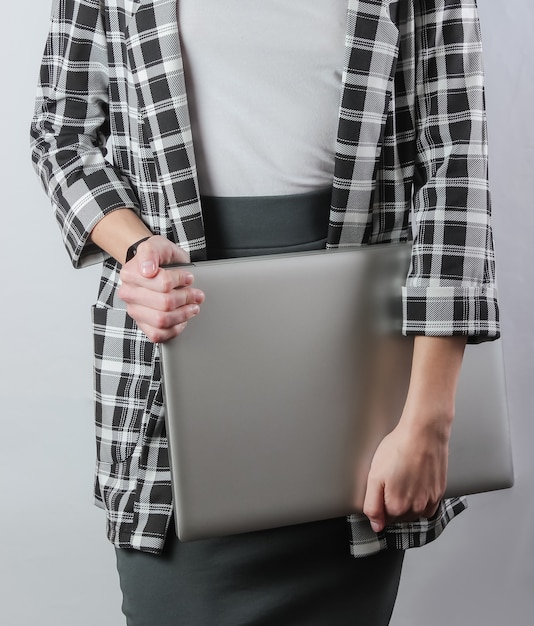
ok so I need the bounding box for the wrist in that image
[125,236,153,263]
[89,208,152,264]
[399,401,454,442]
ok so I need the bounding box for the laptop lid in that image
[160,243,513,541]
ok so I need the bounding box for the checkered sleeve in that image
[30,0,140,268]
[404,0,499,342]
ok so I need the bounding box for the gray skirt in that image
[116,517,404,626]
[115,190,404,625]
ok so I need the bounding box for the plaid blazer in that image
[31,0,498,555]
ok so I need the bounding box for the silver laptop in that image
[160,243,513,541]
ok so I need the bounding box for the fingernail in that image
[184,272,194,285]
[370,521,382,533]
[141,261,156,275]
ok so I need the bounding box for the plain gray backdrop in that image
[1,2,532,624]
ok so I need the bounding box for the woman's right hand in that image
[118,235,205,343]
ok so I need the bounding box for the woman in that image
[31,1,499,624]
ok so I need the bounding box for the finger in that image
[127,300,201,333]
[152,267,197,294]
[120,262,199,295]
[383,492,441,525]
[137,320,190,344]
[119,281,204,312]
[363,477,387,533]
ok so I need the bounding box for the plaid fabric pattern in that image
[31,0,495,555]
[348,497,468,556]
[92,305,172,550]
[332,0,499,342]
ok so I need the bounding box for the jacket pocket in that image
[92,305,157,464]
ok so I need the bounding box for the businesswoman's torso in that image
[178,0,347,196]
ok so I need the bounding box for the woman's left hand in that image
[363,409,451,532]
[362,335,467,532]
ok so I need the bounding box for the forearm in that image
[400,336,467,437]
[90,208,153,265]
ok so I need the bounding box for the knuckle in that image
[118,284,131,302]
[362,503,374,518]
[363,500,380,520]
[386,501,406,519]
[413,493,440,518]
[149,330,164,343]
[175,321,188,335]
[184,289,197,305]
[149,322,187,344]
[177,288,192,307]
[160,293,176,312]
[154,311,171,329]
[144,323,168,344]
[119,264,134,284]
[412,500,428,517]
[175,247,190,263]
[159,270,174,293]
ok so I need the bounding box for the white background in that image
[1,2,532,624]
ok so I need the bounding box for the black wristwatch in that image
[125,236,152,263]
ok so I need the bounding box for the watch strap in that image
[125,236,152,263]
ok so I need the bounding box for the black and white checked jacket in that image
[31,0,498,555]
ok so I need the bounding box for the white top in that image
[178,0,347,196]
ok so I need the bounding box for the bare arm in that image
[363,335,467,532]
[90,208,153,265]
[90,209,205,342]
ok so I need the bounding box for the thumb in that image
[129,237,159,278]
[138,256,158,278]
[135,236,189,274]
[363,478,386,533]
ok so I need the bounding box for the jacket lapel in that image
[124,1,401,250]
[126,0,204,253]
[331,0,400,246]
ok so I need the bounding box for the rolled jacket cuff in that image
[402,284,500,344]
[55,170,141,269]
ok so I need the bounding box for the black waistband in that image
[201,188,332,259]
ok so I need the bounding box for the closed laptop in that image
[161,244,513,541]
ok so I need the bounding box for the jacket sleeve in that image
[403,0,499,342]
[30,0,140,268]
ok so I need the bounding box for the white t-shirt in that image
[178,0,347,196]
